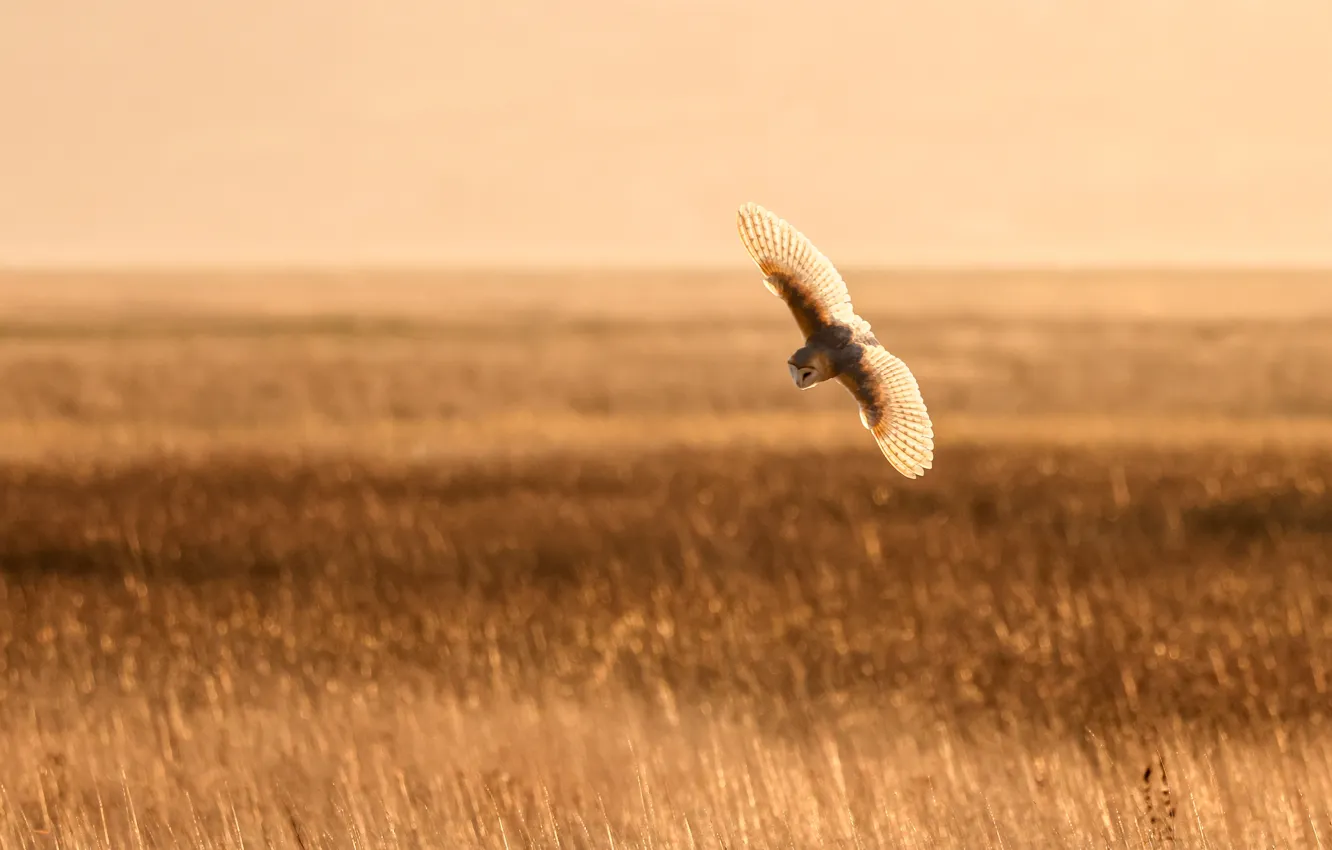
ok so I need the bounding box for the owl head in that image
[787,347,832,390]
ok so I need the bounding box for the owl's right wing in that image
[736,202,867,338]
[836,343,934,479]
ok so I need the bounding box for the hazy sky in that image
[3,1,1332,267]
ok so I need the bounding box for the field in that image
[2,269,1332,848]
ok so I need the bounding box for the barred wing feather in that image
[735,202,867,338]
[837,344,934,479]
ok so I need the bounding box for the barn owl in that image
[735,202,934,479]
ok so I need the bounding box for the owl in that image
[736,202,934,479]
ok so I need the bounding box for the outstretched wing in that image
[837,344,934,479]
[736,202,867,338]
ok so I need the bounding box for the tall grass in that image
[2,271,1331,846]
[2,447,1330,847]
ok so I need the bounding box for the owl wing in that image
[736,202,868,339]
[836,343,934,479]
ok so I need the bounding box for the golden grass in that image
[5,267,1332,323]
[2,270,1332,847]
[4,447,1332,847]
[2,269,1332,462]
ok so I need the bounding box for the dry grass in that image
[2,269,1332,462]
[6,268,1332,323]
[1,270,1332,847]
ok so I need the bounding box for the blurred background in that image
[5,0,1332,268]
[2,2,1332,848]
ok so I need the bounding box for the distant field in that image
[2,268,1332,461]
[6,267,1332,322]
[1,269,1331,847]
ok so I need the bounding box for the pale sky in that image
[3,1,1332,268]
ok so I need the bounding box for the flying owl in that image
[735,202,934,479]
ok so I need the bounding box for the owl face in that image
[787,348,831,389]
[788,362,820,389]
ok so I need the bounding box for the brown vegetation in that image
[1,270,1331,847]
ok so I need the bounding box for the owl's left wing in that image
[735,202,867,339]
[836,343,934,479]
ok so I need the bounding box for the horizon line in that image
[4,262,1332,277]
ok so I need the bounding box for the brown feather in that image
[735,203,868,339]
[837,344,934,479]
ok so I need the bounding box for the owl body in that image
[787,323,871,390]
